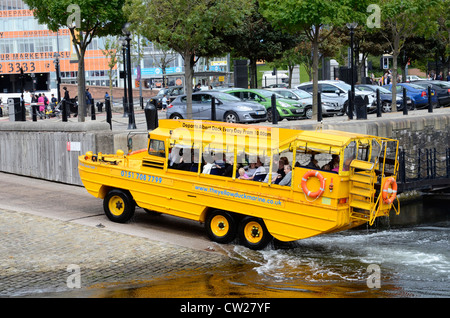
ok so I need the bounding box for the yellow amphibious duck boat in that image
[78,119,400,250]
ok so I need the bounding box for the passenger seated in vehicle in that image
[278,165,292,186]
[321,154,339,172]
[245,162,257,177]
[202,157,215,174]
[306,156,320,169]
[249,158,266,181]
[238,167,249,179]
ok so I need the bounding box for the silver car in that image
[166,91,267,123]
[297,80,376,114]
[267,88,342,118]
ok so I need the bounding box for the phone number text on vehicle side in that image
[120,170,162,184]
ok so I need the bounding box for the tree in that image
[125,0,251,119]
[379,0,439,111]
[260,0,369,120]
[101,37,121,100]
[24,0,128,122]
[223,1,298,88]
[149,43,178,87]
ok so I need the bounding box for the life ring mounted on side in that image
[382,177,398,204]
[301,170,326,198]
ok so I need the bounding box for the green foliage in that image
[24,0,128,122]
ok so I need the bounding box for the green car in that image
[223,88,307,121]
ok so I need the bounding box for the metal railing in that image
[398,147,450,191]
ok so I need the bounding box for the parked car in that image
[406,75,425,82]
[409,81,450,107]
[297,80,376,114]
[267,88,342,117]
[356,84,412,112]
[148,86,184,109]
[166,91,267,123]
[383,83,438,109]
[223,88,306,121]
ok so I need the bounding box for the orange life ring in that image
[301,170,326,198]
[382,177,397,204]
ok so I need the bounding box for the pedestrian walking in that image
[447,72,450,82]
[37,93,45,119]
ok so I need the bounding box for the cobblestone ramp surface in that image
[0,209,229,297]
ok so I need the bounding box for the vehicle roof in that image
[149,119,389,155]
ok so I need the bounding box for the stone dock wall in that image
[0,112,449,186]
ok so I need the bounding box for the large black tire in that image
[103,189,135,223]
[205,210,237,244]
[238,217,272,250]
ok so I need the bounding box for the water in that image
[91,199,449,298]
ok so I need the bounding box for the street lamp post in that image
[121,37,128,118]
[53,52,61,103]
[346,22,358,120]
[123,23,136,130]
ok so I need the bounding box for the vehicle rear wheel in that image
[305,107,313,119]
[224,111,239,123]
[238,217,272,250]
[103,189,135,223]
[205,210,237,244]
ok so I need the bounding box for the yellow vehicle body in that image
[78,119,400,250]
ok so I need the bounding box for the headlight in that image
[236,105,252,111]
[278,101,291,108]
[322,102,333,106]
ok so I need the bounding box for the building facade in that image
[0,0,114,96]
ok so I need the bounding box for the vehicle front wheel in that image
[103,189,135,223]
[170,113,183,120]
[266,108,281,122]
[205,210,237,244]
[224,111,239,123]
[238,217,272,250]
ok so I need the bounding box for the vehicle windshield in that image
[254,89,283,98]
[333,81,352,91]
[292,89,312,99]
[213,92,242,102]
[357,86,391,94]
[407,83,427,90]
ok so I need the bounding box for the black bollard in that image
[271,94,278,125]
[428,86,433,113]
[32,105,37,121]
[362,95,368,119]
[347,90,353,120]
[62,99,68,122]
[211,97,216,121]
[144,101,158,130]
[376,89,382,117]
[403,89,408,115]
[317,92,322,122]
[91,102,96,120]
[105,98,112,130]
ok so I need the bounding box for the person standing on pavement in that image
[85,88,93,116]
[63,86,71,118]
[447,72,450,81]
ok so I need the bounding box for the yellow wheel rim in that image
[109,195,125,216]
[210,215,229,238]
[244,221,263,244]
